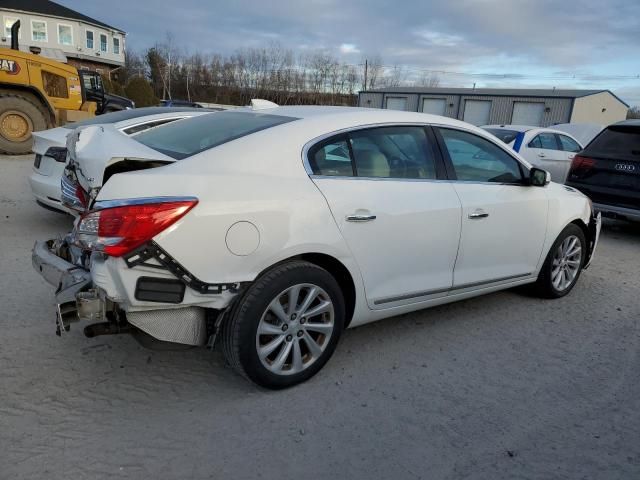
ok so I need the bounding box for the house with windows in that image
[358,87,629,127]
[0,0,125,75]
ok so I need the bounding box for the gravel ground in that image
[1,154,639,480]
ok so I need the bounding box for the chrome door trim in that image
[373,272,532,306]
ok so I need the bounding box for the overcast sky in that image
[59,0,640,106]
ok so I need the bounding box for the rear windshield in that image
[586,126,640,160]
[483,128,519,144]
[62,107,207,128]
[133,111,298,159]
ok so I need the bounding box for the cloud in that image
[56,0,640,105]
[339,43,360,54]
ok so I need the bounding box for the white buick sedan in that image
[33,103,601,388]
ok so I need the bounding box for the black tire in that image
[534,224,586,298]
[0,94,49,154]
[221,261,345,389]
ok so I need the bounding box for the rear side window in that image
[134,111,298,159]
[557,134,581,153]
[308,126,438,179]
[309,137,354,177]
[586,126,640,160]
[349,127,437,179]
[529,133,558,150]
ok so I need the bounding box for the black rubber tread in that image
[534,223,586,299]
[221,260,345,389]
[0,88,53,125]
[0,94,49,154]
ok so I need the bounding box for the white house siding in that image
[0,9,124,68]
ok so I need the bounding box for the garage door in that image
[422,98,446,116]
[511,102,545,126]
[386,97,408,111]
[463,100,491,125]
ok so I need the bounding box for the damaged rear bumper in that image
[32,239,93,334]
[31,239,221,345]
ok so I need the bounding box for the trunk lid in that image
[66,125,174,193]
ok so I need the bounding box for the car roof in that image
[237,105,478,129]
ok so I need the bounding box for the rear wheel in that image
[221,261,345,389]
[0,94,48,154]
[535,224,586,298]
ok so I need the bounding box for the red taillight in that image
[569,155,595,176]
[77,199,198,257]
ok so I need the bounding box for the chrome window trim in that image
[93,196,198,211]
[301,121,532,185]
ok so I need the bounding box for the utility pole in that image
[364,59,368,90]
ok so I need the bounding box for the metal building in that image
[358,87,629,127]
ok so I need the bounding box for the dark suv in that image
[566,120,640,221]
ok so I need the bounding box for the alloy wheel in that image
[256,283,335,376]
[551,234,582,291]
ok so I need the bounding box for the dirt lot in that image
[1,154,639,480]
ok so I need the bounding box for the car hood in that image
[32,127,71,154]
[67,125,174,192]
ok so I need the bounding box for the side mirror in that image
[530,167,551,187]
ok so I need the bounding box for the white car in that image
[33,104,601,388]
[482,125,583,183]
[28,107,220,214]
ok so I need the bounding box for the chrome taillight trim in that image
[92,196,199,211]
[60,174,85,211]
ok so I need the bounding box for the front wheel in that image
[535,224,586,298]
[221,261,345,389]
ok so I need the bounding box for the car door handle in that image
[537,153,546,158]
[468,211,489,219]
[346,214,377,222]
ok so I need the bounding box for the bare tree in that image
[417,72,441,87]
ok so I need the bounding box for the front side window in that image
[31,21,47,42]
[100,34,107,52]
[4,17,19,39]
[86,30,94,49]
[529,133,558,150]
[439,128,523,183]
[58,24,72,45]
[557,134,581,153]
[113,37,120,54]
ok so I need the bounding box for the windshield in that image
[133,111,298,159]
[483,128,520,144]
[62,107,207,129]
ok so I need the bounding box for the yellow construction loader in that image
[0,21,133,154]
